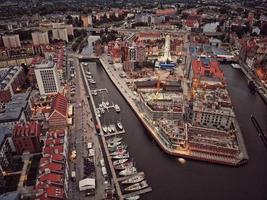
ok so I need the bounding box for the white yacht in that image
[114,104,120,113]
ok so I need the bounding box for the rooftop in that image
[0,66,21,90]
[49,93,68,117]
[0,92,30,123]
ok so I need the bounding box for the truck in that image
[87,142,93,149]
[71,171,76,182]
[101,167,107,178]
[79,178,96,192]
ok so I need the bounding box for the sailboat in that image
[121,174,145,184]
[117,121,123,130]
[119,166,137,176]
[124,180,148,191]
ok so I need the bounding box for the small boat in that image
[89,79,96,84]
[102,126,108,133]
[112,152,129,159]
[113,158,128,166]
[107,141,121,148]
[122,174,145,184]
[92,90,97,96]
[96,109,101,118]
[107,125,112,133]
[106,137,122,144]
[114,161,133,170]
[119,166,137,176]
[110,149,127,156]
[117,121,123,130]
[178,158,186,164]
[124,180,148,192]
[100,108,105,114]
[109,144,128,152]
[126,196,140,200]
[86,71,91,75]
[106,101,109,106]
[110,124,116,132]
[114,104,120,112]
[231,63,241,69]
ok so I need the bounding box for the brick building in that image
[35,129,69,200]
[47,93,68,128]
[0,66,25,103]
[12,121,41,154]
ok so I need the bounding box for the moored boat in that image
[107,141,121,148]
[102,126,108,133]
[117,121,123,130]
[113,158,128,166]
[121,174,145,185]
[124,180,148,192]
[119,166,137,176]
[114,104,120,112]
[112,152,129,159]
[114,161,133,170]
[125,196,140,200]
[107,125,112,133]
[108,144,128,152]
[106,137,122,144]
[110,124,116,132]
[110,149,127,156]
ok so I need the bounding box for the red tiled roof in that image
[139,32,161,38]
[185,19,198,27]
[50,93,68,117]
[192,60,224,79]
[40,162,63,172]
[39,173,63,183]
[51,154,64,162]
[47,186,64,199]
[35,182,64,199]
[47,130,66,139]
[43,145,64,155]
[45,138,63,146]
[13,121,41,138]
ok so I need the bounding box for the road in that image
[68,57,106,200]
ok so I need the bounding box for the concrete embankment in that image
[99,58,246,166]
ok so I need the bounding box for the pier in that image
[81,65,124,199]
[91,88,109,94]
[103,130,126,137]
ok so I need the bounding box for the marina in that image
[80,60,267,200]
[81,62,152,199]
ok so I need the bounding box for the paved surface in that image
[68,57,106,200]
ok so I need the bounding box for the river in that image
[85,61,267,200]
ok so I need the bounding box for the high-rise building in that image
[81,15,92,27]
[52,23,74,36]
[52,28,68,42]
[2,34,21,48]
[65,24,74,36]
[34,61,61,95]
[31,31,49,46]
[129,47,137,61]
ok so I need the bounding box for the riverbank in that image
[99,56,247,166]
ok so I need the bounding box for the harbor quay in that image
[99,56,249,166]
[80,62,152,199]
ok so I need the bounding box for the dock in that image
[104,130,126,137]
[81,65,124,199]
[91,88,108,94]
[81,63,152,199]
